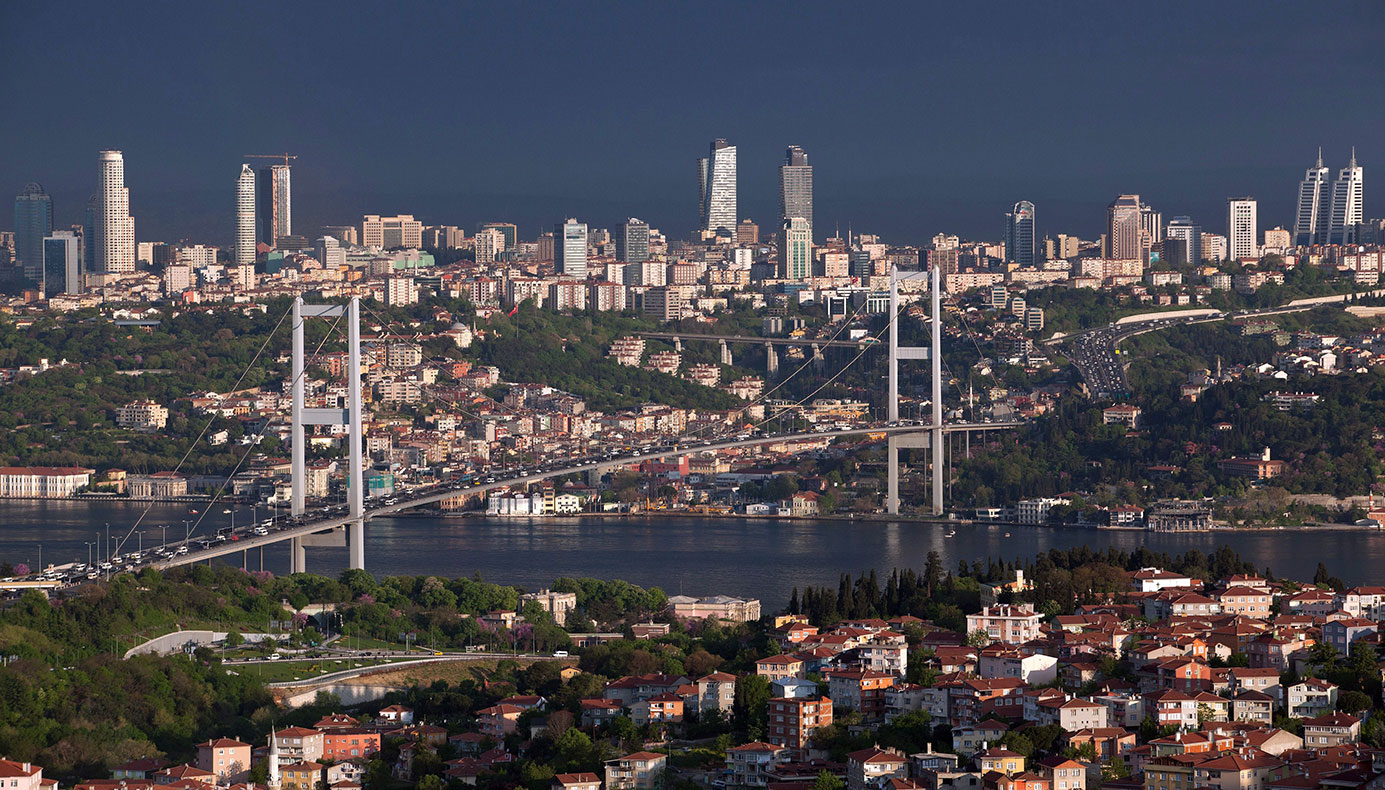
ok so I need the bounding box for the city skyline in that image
[2,2,1380,244]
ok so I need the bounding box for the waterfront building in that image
[0,466,95,498]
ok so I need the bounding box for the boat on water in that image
[222,508,233,514]
[1004,532,1011,537]
[944,529,956,538]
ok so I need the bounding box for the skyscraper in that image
[616,218,650,264]
[556,218,588,278]
[1293,149,1332,246]
[1105,194,1143,261]
[256,164,292,246]
[1226,198,1258,261]
[702,139,737,235]
[780,145,813,240]
[42,231,80,297]
[1165,216,1202,267]
[1004,200,1035,267]
[98,150,136,275]
[13,182,53,282]
[1327,149,1363,245]
[779,217,811,280]
[236,165,257,265]
[82,195,97,275]
[1139,205,1163,247]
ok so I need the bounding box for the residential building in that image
[827,669,895,718]
[977,748,1026,775]
[257,163,292,245]
[605,752,667,790]
[0,761,45,790]
[966,604,1043,644]
[701,138,737,235]
[697,672,737,714]
[780,145,813,240]
[553,773,602,790]
[1226,198,1257,261]
[1006,201,1036,267]
[756,654,806,682]
[273,726,325,763]
[98,150,136,274]
[321,729,380,761]
[14,182,53,281]
[1286,678,1337,718]
[116,400,169,431]
[556,218,588,278]
[476,704,524,737]
[475,227,505,263]
[726,742,787,788]
[280,761,323,790]
[197,738,251,784]
[1300,712,1360,747]
[235,165,256,265]
[847,747,908,790]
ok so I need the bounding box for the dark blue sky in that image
[2,1,1381,247]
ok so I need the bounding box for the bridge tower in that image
[291,297,366,572]
[886,264,944,516]
[764,342,777,375]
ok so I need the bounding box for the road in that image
[1052,289,1385,397]
[636,330,871,348]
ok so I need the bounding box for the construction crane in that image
[244,153,298,166]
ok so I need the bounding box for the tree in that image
[735,674,771,731]
[416,777,444,790]
[225,630,244,647]
[1339,690,1373,715]
[812,771,846,790]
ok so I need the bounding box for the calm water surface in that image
[0,500,1378,608]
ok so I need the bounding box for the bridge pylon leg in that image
[290,537,305,574]
[765,342,777,375]
[886,436,900,515]
[720,339,732,366]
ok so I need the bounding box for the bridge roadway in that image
[149,421,1021,571]
[637,331,872,349]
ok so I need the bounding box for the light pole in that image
[136,531,144,555]
[85,542,93,568]
[160,525,168,550]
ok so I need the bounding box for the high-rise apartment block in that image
[475,227,505,264]
[1105,194,1144,261]
[361,215,423,249]
[13,182,53,282]
[235,165,256,265]
[478,222,517,251]
[700,139,737,235]
[780,217,812,280]
[780,145,813,240]
[256,164,291,246]
[98,150,136,274]
[556,218,588,279]
[617,218,650,264]
[1227,198,1258,261]
[736,219,759,246]
[1005,200,1035,267]
[315,235,344,269]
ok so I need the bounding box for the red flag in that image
[507,304,519,317]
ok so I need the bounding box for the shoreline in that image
[380,508,1384,533]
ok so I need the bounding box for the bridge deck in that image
[150,421,1020,570]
